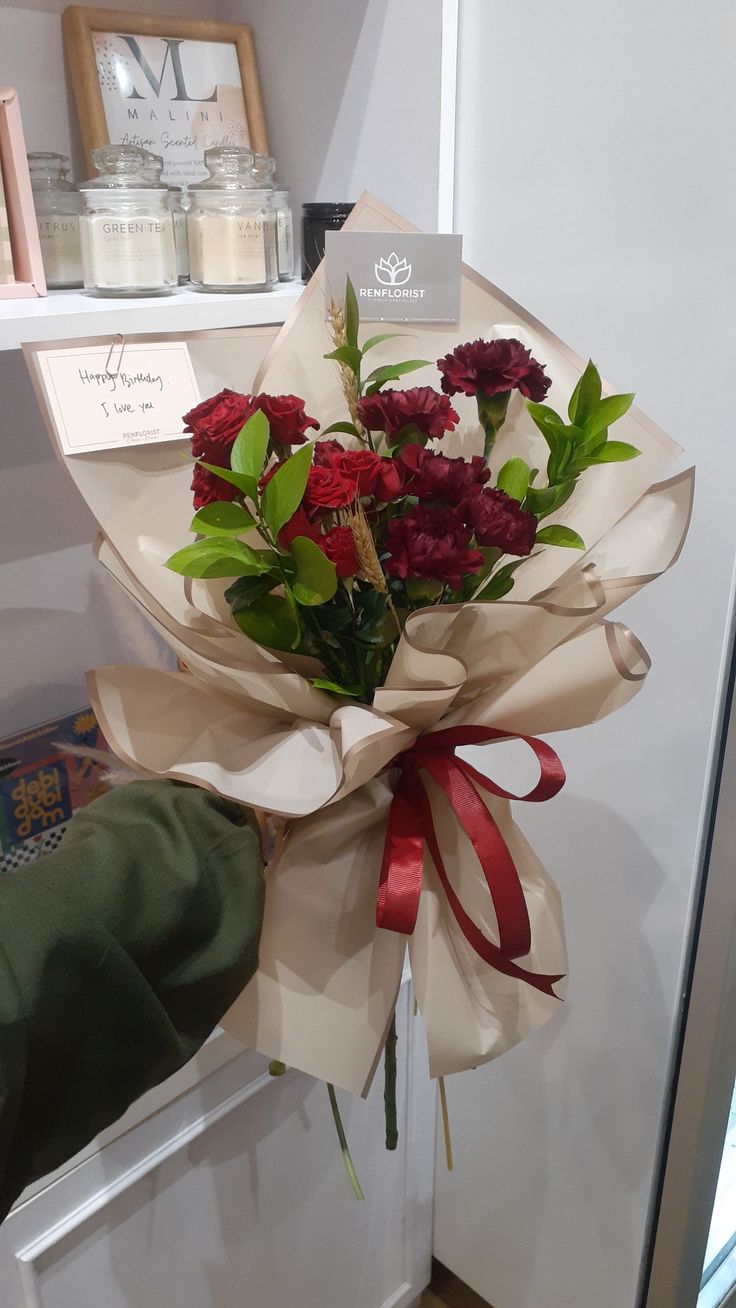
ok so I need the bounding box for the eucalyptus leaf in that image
[261,441,314,539]
[233,594,301,651]
[321,421,360,438]
[535,524,585,549]
[583,441,641,464]
[363,359,431,392]
[165,537,271,579]
[190,501,256,537]
[290,535,338,605]
[197,461,253,496]
[324,345,362,373]
[583,392,635,440]
[230,409,270,497]
[496,457,531,503]
[345,277,359,349]
[568,360,602,426]
[361,332,404,353]
[311,677,361,697]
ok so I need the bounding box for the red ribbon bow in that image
[377,725,567,997]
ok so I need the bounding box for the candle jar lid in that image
[191,146,268,192]
[302,202,355,217]
[251,153,276,187]
[141,149,165,184]
[80,145,166,191]
[27,152,76,192]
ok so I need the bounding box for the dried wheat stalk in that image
[328,299,368,443]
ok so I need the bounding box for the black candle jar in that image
[301,202,355,280]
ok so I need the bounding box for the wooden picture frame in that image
[62,6,269,188]
[0,87,46,299]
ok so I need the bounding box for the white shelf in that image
[0,282,304,351]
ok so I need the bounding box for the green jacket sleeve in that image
[0,779,264,1222]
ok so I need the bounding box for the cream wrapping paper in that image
[33,195,693,1096]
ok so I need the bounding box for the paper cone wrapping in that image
[41,195,693,1096]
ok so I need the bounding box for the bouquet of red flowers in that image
[50,198,692,1190]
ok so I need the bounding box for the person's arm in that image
[0,779,264,1221]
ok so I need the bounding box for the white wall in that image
[217,0,445,235]
[433,3,736,1307]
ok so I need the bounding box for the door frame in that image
[640,589,736,1308]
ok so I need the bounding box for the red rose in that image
[469,488,537,556]
[252,392,319,447]
[357,386,460,443]
[385,504,484,591]
[437,338,551,403]
[373,457,405,502]
[335,449,383,495]
[321,525,360,577]
[184,388,252,458]
[304,464,357,512]
[400,445,490,504]
[191,457,238,509]
[313,439,348,466]
[279,505,323,549]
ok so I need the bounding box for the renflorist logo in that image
[374,252,412,286]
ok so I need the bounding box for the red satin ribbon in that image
[376,725,567,997]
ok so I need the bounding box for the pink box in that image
[0,87,46,299]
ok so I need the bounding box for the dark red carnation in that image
[279,505,323,549]
[437,338,551,403]
[321,526,360,577]
[251,392,319,447]
[357,386,460,443]
[385,504,484,591]
[304,464,357,512]
[400,445,490,504]
[191,458,238,509]
[469,488,537,556]
[184,388,252,457]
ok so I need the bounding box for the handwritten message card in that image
[34,340,201,455]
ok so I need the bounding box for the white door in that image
[432,2,736,1306]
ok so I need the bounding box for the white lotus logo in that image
[374,252,412,285]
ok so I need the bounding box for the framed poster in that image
[62,6,269,188]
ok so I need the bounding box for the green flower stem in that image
[477,390,511,462]
[327,1083,365,1200]
[384,1011,398,1151]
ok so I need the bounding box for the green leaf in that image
[474,555,529,601]
[324,345,362,372]
[535,524,585,549]
[583,392,635,439]
[363,359,431,393]
[190,501,256,537]
[233,594,301,651]
[290,535,338,605]
[261,442,314,540]
[568,360,602,426]
[526,477,577,520]
[165,537,272,578]
[583,441,641,464]
[311,677,361,697]
[225,573,279,613]
[361,332,404,353]
[496,457,531,503]
[197,461,253,496]
[230,409,270,498]
[321,421,360,438]
[345,277,359,349]
[526,402,564,430]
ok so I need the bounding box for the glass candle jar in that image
[301,202,354,280]
[140,150,189,284]
[273,188,295,281]
[188,147,277,293]
[27,152,83,288]
[78,145,177,297]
